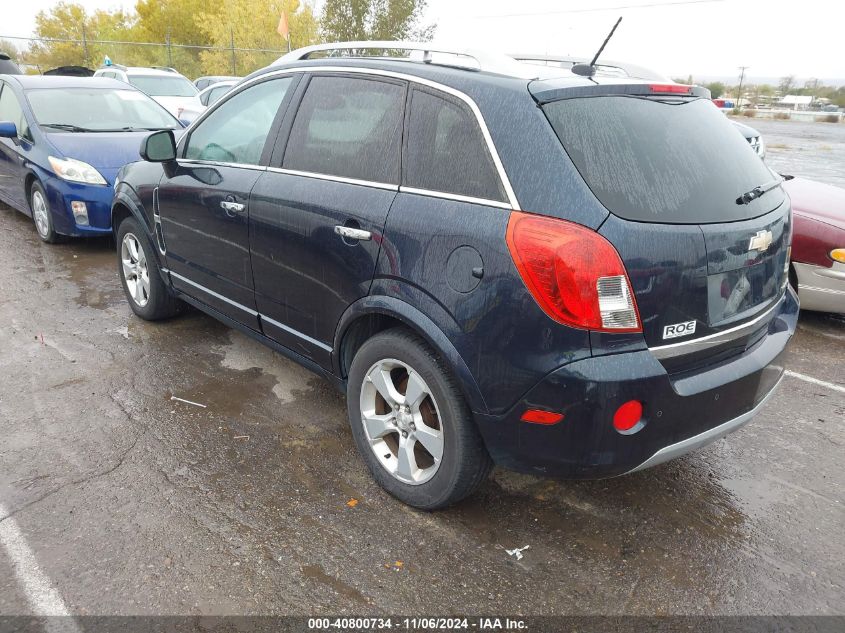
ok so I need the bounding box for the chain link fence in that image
[1,34,290,78]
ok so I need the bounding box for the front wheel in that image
[30,181,59,243]
[116,217,181,320]
[347,328,493,509]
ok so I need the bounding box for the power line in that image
[475,0,725,19]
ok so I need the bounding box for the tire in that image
[29,181,60,243]
[347,328,493,509]
[116,216,181,320]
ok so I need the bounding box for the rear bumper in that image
[794,261,845,314]
[475,287,799,478]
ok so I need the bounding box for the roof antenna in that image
[572,16,622,78]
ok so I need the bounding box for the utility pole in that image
[165,28,173,67]
[737,66,749,109]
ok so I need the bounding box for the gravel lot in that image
[0,120,843,621]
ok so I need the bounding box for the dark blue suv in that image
[112,43,798,509]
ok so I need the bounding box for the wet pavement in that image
[0,201,843,617]
[730,116,845,189]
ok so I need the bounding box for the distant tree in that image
[198,0,318,76]
[804,77,822,96]
[778,75,795,96]
[320,0,434,42]
[26,2,134,71]
[703,81,725,98]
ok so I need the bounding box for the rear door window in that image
[282,75,405,184]
[403,89,506,203]
[543,96,783,223]
[184,76,293,165]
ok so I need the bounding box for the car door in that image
[248,73,406,367]
[0,81,32,210]
[157,74,298,328]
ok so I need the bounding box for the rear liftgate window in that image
[543,96,784,224]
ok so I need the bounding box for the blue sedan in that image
[0,75,182,242]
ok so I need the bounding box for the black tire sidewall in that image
[347,330,484,509]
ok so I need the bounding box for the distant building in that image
[778,95,813,110]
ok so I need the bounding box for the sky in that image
[1,0,842,84]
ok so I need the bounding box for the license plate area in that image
[707,257,783,326]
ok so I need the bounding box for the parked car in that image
[111,42,797,509]
[194,75,240,91]
[93,65,198,118]
[177,80,239,125]
[732,120,766,159]
[0,75,182,241]
[43,66,94,77]
[783,176,845,313]
[0,52,22,75]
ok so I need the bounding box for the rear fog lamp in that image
[71,201,89,226]
[613,400,645,434]
[597,276,639,329]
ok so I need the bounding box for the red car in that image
[784,176,845,314]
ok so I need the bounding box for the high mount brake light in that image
[506,212,641,332]
[649,84,692,94]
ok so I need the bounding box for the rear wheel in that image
[347,328,492,509]
[30,182,59,243]
[117,216,181,320]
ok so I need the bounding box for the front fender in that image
[111,183,154,237]
[333,292,489,415]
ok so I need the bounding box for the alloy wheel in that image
[32,190,50,239]
[121,233,150,307]
[359,359,444,485]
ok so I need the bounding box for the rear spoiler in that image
[530,82,711,105]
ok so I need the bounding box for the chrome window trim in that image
[186,65,520,209]
[400,186,512,210]
[266,167,398,191]
[177,158,267,172]
[259,313,333,353]
[169,271,258,316]
[648,294,784,360]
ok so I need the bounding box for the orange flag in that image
[277,12,290,40]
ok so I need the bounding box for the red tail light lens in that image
[649,83,692,94]
[506,212,641,332]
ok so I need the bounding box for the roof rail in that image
[150,66,179,73]
[273,41,540,79]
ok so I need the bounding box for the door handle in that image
[220,200,245,214]
[334,225,372,241]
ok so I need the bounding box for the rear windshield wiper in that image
[40,123,98,133]
[736,177,784,205]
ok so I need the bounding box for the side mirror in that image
[0,121,18,139]
[140,129,177,162]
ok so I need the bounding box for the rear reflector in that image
[521,410,564,425]
[613,400,643,433]
[506,212,641,332]
[649,83,692,94]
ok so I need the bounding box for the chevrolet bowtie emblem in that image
[748,230,773,253]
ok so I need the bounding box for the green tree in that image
[26,2,135,71]
[198,0,318,76]
[320,0,434,42]
[703,81,725,98]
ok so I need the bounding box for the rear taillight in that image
[506,211,641,332]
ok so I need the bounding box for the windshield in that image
[27,88,180,131]
[129,75,198,97]
[543,96,784,223]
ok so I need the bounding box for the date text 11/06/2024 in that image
[307,617,528,630]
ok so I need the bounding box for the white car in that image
[177,80,239,124]
[93,65,198,118]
